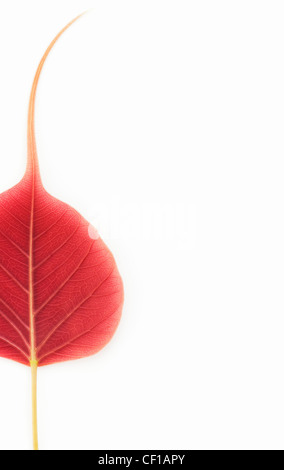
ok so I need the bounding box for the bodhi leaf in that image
[0,14,124,450]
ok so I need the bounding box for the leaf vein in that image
[0,202,29,228]
[33,209,69,241]
[33,221,81,270]
[38,306,118,362]
[0,263,29,294]
[36,266,115,352]
[0,308,30,350]
[0,334,29,360]
[35,240,95,315]
[0,229,29,258]
[0,298,29,330]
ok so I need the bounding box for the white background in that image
[0,0,283,451]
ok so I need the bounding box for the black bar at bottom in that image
[84,451,188,465]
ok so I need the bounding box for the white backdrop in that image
[0,0,284,451]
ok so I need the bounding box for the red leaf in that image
[0,15,124,368]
